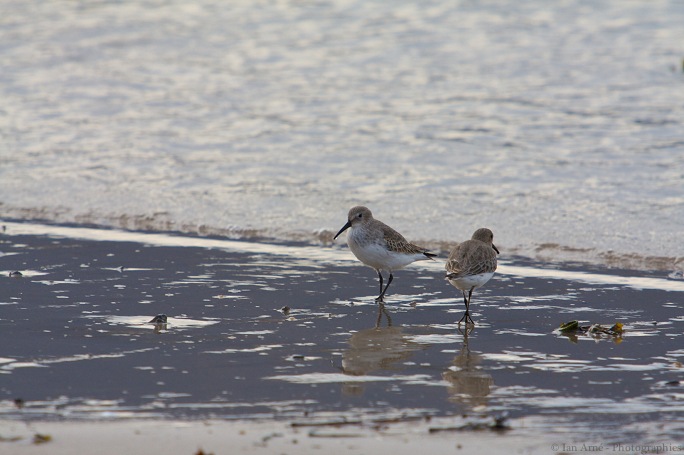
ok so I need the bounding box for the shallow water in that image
[1,0,684,271]
[1,224,683,444]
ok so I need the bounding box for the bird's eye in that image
[358,213,362,218]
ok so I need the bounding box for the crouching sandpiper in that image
[446,228,499,325]
[334,206,436,302]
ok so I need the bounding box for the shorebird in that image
[334,206,436,302]
[446,228,499,325]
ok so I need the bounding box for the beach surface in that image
[1,222,683,453]
[3,0,684,452]
[3,417,558,455]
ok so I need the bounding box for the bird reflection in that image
[375,302,392,328]
[442,327,493,409]
[340,304,428,396]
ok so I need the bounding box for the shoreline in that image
[2,220,683,289]
[1,213,682,274]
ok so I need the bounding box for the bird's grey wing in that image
[446,242,497,278]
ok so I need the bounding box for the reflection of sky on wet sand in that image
[1,228,683,443]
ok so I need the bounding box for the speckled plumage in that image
[334,206,435,301]
[446,229,498,280]
[445,228,499,325]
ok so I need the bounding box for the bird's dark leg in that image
[376,272,394,302]
[457,290,469,325]
[458,288,476,326]
[466,288,475,325]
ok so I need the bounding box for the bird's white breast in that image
[448,272,494,292]
[347,228,421,271]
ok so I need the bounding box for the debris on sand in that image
[429,414,511,433]
[149,314,168,324]
[558,320,624,340]
[33,433,52,444]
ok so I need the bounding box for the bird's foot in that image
[457,312,475,327]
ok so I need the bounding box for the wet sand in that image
[1,221,683,453]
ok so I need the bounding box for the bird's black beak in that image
[333,220,352,240]
[492,244,500,255]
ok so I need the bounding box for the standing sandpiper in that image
[334,206,436,302]
[446,228,499,325]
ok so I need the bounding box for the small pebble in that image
[149,314,168,324]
